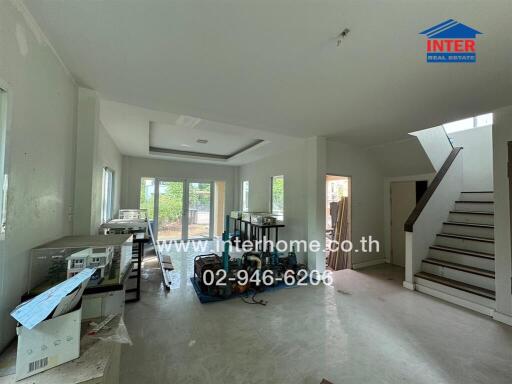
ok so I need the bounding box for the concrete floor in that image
[120,246,512,384]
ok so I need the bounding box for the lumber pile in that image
[326,197,351,270]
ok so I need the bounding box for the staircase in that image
[414,191,495,313]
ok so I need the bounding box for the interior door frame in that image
[153,178,215,242]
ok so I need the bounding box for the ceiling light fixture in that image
[196,139,208,144]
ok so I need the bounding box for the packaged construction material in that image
[230,211,242,219]
[99,218,148,239]
[118,209,148,220]
[11,269,94,380]
[250,214,277,225]
[241,212,269,222]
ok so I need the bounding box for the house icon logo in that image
[420,19,482,63]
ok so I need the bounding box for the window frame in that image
[270,175,284,220]
[0,86,9,238]
[241,180,249,212]
[101,167,115,223]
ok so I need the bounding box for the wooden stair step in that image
[415,272,495,300]
[461,191,494,193]
[437,233,494,243]
[455,200,494,204]
[443,221,494,229]
[430,245,494,260]
[450,210,494,216]
[423,258,495,278]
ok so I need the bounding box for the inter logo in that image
[420,19,482,63]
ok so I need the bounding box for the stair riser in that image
[435,236,494,254]
[459,192,494,202]
[428,249,495,270]
[454,202,494,213]
[422,263,495,291]
[441,224,494,239]
[448,212,494,225]
[414,276,495,308]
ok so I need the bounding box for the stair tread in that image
[423,258,495,278]
[415,272,495,299]
[437,233,494,242]
[455,200,494,204]
[430,245,494,259]
[450,210,494,215]
[443,221,494,228]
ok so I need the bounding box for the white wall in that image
[326,140,385,266]
[238,141,309,263]
[492,106,512,321]
[367,138,434,177]
[74,88,122,234]
[121,156,237,219]
[0,1,77,351]
[450,125,493,192]
[410,126,453,172]
[91,123,122,230]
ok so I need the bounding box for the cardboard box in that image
[15,305,81,381]
[82,290,125,320]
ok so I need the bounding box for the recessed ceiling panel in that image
[149,120,262,158]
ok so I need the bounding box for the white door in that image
[390,182,416,267]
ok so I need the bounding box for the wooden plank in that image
[415,272,495,299]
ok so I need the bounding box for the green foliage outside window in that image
[272,175,284,217]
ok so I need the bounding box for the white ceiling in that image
[99,99,302,165]
[25,0,512,148]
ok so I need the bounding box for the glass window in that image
[271,175,284,220]
[139,177,155,220]
[101,167,114,223]
[242,180,249,211]
[443,113,493,134]
[443,117,474,134]
[476,113,493,127]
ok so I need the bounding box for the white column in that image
[73,88,100,235]
[306,136,326,274]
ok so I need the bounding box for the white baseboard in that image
[352,258,387,270]
[493,311,512,326]
[403,281,415,291]
[415,284,495,317]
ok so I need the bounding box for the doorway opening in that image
[139,178,224,242]
[390,180,428,267]
[325,175,351,270]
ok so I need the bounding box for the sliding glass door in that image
[157,180,185,241]
[188,182,212,239]
[144,179,214,241]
